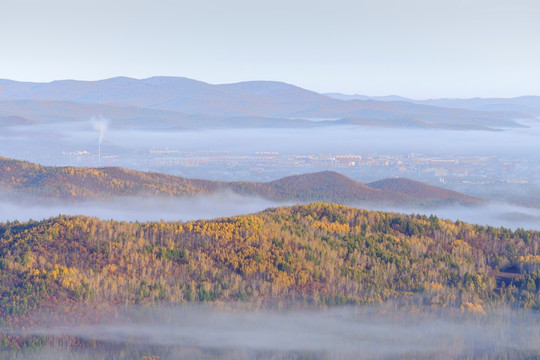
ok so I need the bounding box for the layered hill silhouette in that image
[0,99,317,129]
[325,92,540,115]
[0,77,528,129]
[0,157,479,206]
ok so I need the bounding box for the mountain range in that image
[0,157,479,206]
[0,77,534,130]
[325,92,540,115]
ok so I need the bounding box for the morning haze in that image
[1,1,540,359]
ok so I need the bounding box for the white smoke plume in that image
[91,116,109,145]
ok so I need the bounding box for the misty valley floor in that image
[3,304,540,360]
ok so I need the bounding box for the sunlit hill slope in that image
[0,157,479,206]
[1,203,539,330]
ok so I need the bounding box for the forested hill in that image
[0,156,221,198]
[368,177,478,204]
[229,171,405,203]
[1,203,539,329]
[0,157,478,206]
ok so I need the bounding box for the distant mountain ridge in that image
[324,93,411,102]
[0,157,479,206]
[0,77,530,129]
[325,92,540,116]
[0,77,334,117]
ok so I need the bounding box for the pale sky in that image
[1,0,540,98]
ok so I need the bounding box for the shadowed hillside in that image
[231,171,407,203]
[369,177,481,204]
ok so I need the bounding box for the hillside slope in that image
[0,203,538,329]
[0,156,220,199]
[231,171,407,203]
[0,157,478,205]
[369,177,480,204]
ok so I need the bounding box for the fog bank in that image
[1,194,539,230]
[0,193,282,222]
[5,305,540,359]
[361,201,540,231]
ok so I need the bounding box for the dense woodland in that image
[0,156,478,205]
[1,203,539,322]
[0,202,539,357]
[0,156,219,199]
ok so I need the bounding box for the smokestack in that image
[92,117,109,167]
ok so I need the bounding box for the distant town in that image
[61,148,536,189]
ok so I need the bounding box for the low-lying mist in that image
[2,120,540,166]
[0,192,282,223]
[359,201,540,231]
[1,192,539,230]
[4,304,540,359]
